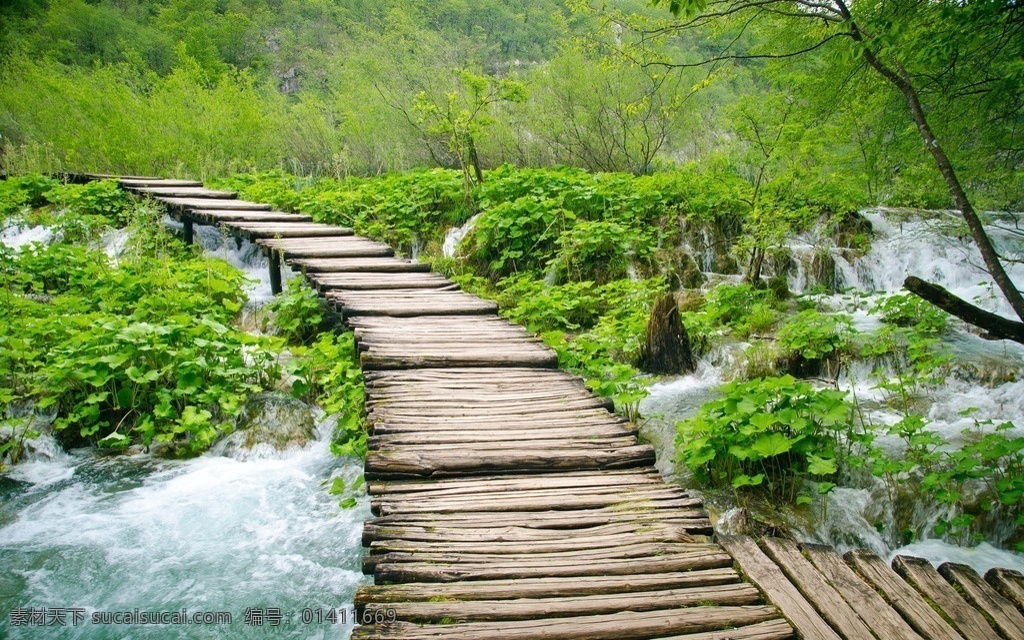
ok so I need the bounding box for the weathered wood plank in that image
[311,272,453,290]
[290,257,430,272]
[328,290,498,318]
[893,555,995,640]
[118,178,202,187]
[159,197,270,210]
[373,486,685,516]
[355,569,743,604]
[718,536,840,640]
[844,549,961,640]
[362,349,558,370]
[363,520,711,546]
[367,529,704,556]
[939,562,1024,640]
[366,469,664,496]
[130,186,236,198]
[365,444,655,478]
[257,236,394,258]
[359,583,762,623]
[367,426,637,447]
[654,619,794,640]
[190,209,313,223]
[220,221,354,238]
[349,606,781,640]
[986,567,1024,613]
[759,538,875,640]
[366,542,724,574]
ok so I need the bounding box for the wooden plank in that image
[130,186,236,198]
[189,209,313,223]
[363,520,713,546]
[118,179,203,187]
[802,544,924,640]
[939,562,1024,640]
[158,197,270,210]
[844,549,962,640]
[373,486,684,515]
[367,426,637,447]
[759,538,875,640]
[365,444,655,478]
[221,221,354,238]
[718,536,840,640]
[893,555,995,640]
[655,619,794,640]
[328,290,498,317]
[257,236,394,258]
[311,272,453,290]
[359,583,762,623]
[290,257,430,273]
[349,606,781,640]
[355,569,743,603]
[366,542,724,574]
[367,469,664,496]
[986,567,1024,613]
[367,529,704,556]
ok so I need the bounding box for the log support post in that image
[234,235,244,251]
[182,216,194,245]
[269,250,283,295]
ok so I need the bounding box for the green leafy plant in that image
[677,375,851,505]
[268,277,327,345]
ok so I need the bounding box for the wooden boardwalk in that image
[113,175,1024,639]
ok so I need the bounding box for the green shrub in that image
[677,375,851,504]
[268,277,327,345]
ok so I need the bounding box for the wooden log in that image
[290,257,430,273]
[802,544,924,640]
[190,209,313,223]
[938,562,1024,640]
[374,548,734,583]
[182,216,194,245]
[311,273,452,290]
[367,426,637,448]
[367,396,609,417]
[129,186,236,198]
[348,606,781,640]
[653,619,794,640]
[365,542,724,574]
[257,237,394,258]
[363,519,694,544]
[367,469,664,496]
[159,197,270,210]
[367,529,703,556]
[221,222,354,239]
[368,414,627,430]
[905,276,1024,344]
[118,179,202,187]
[893,555,995,640]
[759,538,875,640]
[718,536,840,640]
[843,549,961,640]
[361,350,557,370]
[365,444,656,478]
[355,569,743,603]
[359,583,762,623]
[269,250,282,295]
[328,291,498,318]
[986,567,1024,613]
[372,486,686,515]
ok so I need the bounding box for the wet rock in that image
[211,393,318,460]
[810,250,837,292]
[678,252,706,289]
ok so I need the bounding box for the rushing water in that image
[642,208,1024,574]
[1,218,369,639]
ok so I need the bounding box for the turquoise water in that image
[0,430,370,639]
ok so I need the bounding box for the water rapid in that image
[643,208,1024,574]
[1,218,369,639]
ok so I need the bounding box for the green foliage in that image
[467,195,571,277]
[677,375,851,504]
[775,310,855,361]
[0,201,282,456]
[268,277,327,346]
[288,333,366,459]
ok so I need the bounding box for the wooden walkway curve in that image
[100,175,1024,639]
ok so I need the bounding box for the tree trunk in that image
[903,276,1024,345]
[852,25,1024,323]
[641,294,696,374]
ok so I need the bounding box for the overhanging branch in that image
[903,276,1024,344]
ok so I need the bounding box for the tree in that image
[582,0,1024,342]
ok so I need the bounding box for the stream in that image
[0,222,370,639]
[641,208,1024,575]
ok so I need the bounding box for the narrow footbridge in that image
[105,175,1024,639]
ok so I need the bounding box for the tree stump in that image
[642,293,695,375]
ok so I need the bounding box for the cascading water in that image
[643,208,1024,574]
[1,218,369,638]
[441,214,479,258]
